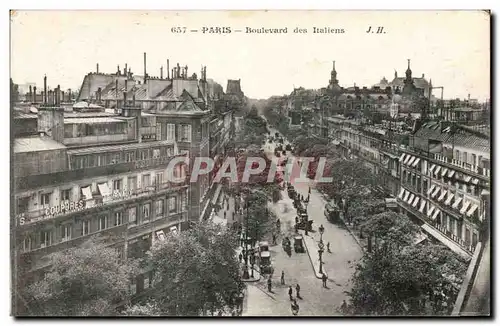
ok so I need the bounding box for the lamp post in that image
[318,241,325,274]
[242,195,250,279]
[319,224,325,246]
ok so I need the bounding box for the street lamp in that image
[319,224,325,246]
[318,241,325,274]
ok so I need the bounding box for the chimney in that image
[143,52,147,83]
[56,85,61,105]
[61,90,65,103]
[177,63,180,78]
[167,59,170,79]
[67,88,71,102]
[123,91,127,105]
[128,68,131,77]
[125,79,128,93]
[160,66,163,79]
[97,87,102,102]
[96,63,99,74]
[172,68,174,79]
[43,75,47,105]
[115,79,118,99]
[29,85,32,102]
[125,63,128,76]
[33,86,37,103]
[185,65,188,78]
[422,73,425,78]
[117,65,120,75]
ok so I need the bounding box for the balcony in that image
[432,153,490,179]
[15,154,188,191]
[17,180,189,228]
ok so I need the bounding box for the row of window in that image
[16,167,187,215]
[70,146,175,170]
[64,122,128,138]
[21,193,187,252]
[166,123,192,142]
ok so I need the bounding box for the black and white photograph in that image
[9,10,491,317]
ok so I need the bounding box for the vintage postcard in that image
[10,10,491,317]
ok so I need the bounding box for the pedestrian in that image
[327,242,331,253]
[224,211,226,219]
[238,253,242,263]
[296,284,301,298]
[267,277,272,292]
[340,299,348,314]
[281,271,285,285]
[322,273,328,288]
[291,299,299,316]
[272,234,277,245]
[295,216,299,224]
[288,286,293,300]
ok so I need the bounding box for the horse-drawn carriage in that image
[259,251,273,274]
[296,212,313,232]
[282,237,292,256]
[324,201,342,224]
[293,235,305,253]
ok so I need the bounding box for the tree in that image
[146,222,243,316]
[346,212,468,316]
[122,301,162,316]
[24,236,140,316]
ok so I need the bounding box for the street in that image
[241,126,363,316]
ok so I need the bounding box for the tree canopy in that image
[24,237,140,316]
[146,222,243,316]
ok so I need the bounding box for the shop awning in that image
[466,204,478,217]
[434,166,441,175]
[472,178,479,185]
[427,184,436,195]
[464,175,472,183]
[444,193,455,206]
[452,197,462,209]
[419,200,426,213]
[81,186,93,200]
[403,155,412,165]
[460,201,471,214]
[403,190,410,202]
[429,164,436,173]
[448,170,455,178]
[441,168,448,177]
[398,188,405,199]
[407,156,416,166]
[98,183,112,197]
[431,209,440,220]
[431,187,440,198]
[408,193,415,204]
[437,190,447,202]
[399,153,406,162]
[170,226,178,235]
[412,196,420,207]
[427,206,435,217]
[412,158,421,167]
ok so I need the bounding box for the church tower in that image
[328,61,341,94]
[402,59,416,98]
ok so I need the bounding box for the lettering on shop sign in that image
[18,200,86,225]
[142,134,156,141]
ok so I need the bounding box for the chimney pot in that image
[143,52,147,83]
[96,63,99,73]
[33,86,37,103]
[167,59,170,79]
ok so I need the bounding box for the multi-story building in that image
[396,121,490,259]
[12,56,226,312]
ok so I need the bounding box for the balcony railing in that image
[432,153,490,179]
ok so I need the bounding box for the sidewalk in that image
[298,231,328,279]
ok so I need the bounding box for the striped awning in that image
[412,158,421,167]
[404,155,412,165]
[434,166,441,175]
[467,204,478,217]
[460,201,471,214]
[431,209,440,221]
[448,170,456,178]
[427,205,435,217]
[399,153,406,162]
[427,184,436,195]
[408,193,415,204]
[437,190,447,202]
[444,193,455,206]
[452,197,462,209]
[441,168,448,176]
[431,187,440,198]
[407,156,416,166]
[464,175,472,183]
[398,188,405,199]
[403,190,410,202]
[412,196,420,207]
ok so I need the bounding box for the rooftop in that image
[14,136,67,153]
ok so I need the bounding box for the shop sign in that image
[19,200,86,225]
[142,134,156,141]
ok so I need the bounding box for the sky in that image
[10,10,490,100]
